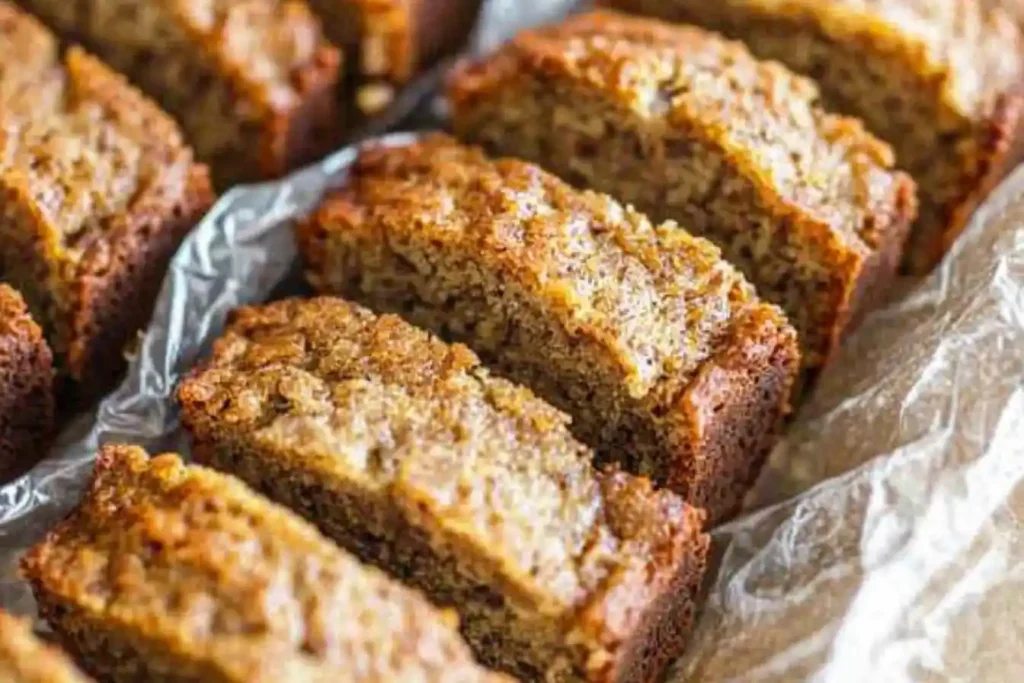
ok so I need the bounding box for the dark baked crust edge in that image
[260,45,343,179]
[410,0,482,76]
[573,472,710,683]
[673,302,799,523]
[64,164,214,400]
[931,91,1024,272]
[845,172,917,333]
[0,290,54,484]
[604,517,710,683]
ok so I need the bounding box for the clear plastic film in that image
[1,2,1023,680]
[669,161,1024,682]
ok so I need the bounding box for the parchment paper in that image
[2,2,1023,680]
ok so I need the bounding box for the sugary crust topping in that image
[0,21,196,259]
[451,11,910,245]
[0,611,92,683]
[690,0,1024,120]
[320,134,753,398]
[0,285,45,345]
[179,297,704,617]
[22,445,505,683]
[171,0,340,112]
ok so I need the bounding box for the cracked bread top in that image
[313,134,756,402]
[178,297,706,619]
[664,0,1023,120]
[0,610,92,683]
[22,445,507,683]
[0,28,195,260]
[449,11,909,250]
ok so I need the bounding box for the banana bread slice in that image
[599,0,1024,274]
[306,0,482,115]
[447,11,917,375]
[0,285,53,484]
[21,445,508,683]
[295,135,800,522]
[17,0,342,187]
[178,296,711,683]
[0,2,214,394]
[0,610,93,683]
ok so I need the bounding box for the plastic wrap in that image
[670,161,1024,682]
[2,3,1023,680]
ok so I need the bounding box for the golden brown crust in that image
[21,445,508,683]
[0,285,54,484]
[177,296,710,682]
[296,135,800,522]
[600,0,1024,273]
[447,11,917,372]
[0,7,215,393]
[0,610,92,683]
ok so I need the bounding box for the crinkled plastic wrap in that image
[666,162,1024,682]
[2,8,1024,683]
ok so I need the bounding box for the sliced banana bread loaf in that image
[21,445,509,683]
[0,610,93,683]
[599,0,1024,273]
[16,0,342,187]
[178,296,711,683]
[0,285,53,484]
[448,11,917,375]
[306,0,482,115]
[295,135,800,522]
[0,3,215,394]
